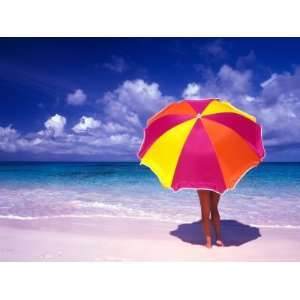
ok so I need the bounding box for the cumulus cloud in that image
[0,125,20,152]
[182,82,201,99]
[102,79,174,131]
[218,65,252,94]
[0,79,173,159]
[72,116,101,134]
[2,69,300,160]
[0,125,46,153]
[66,89,87,106]
[43,114,66,137]
[183,64,300,153]
[182,65,252,102]
[101,121,128,135]
[255,68,300,147]
[103,55,128,73]
[0,119,139,159]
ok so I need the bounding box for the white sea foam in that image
[0,213,184,223]
[1,185,300,227]
[249,224,300,229]
[0,213,300,229]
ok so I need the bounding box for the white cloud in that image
[66,89,87,106]
[72,116,101,134]
[0,79,173,159]
[245,95,255,102]
[182,65,252,105]
[2,70,300,160]
[102,79,174,130]
[0,125,20,152]
[260,74,278,88]
[217,65,252,94]
[183,65,300,151]
[182,82,201,99]
[0,125,140,158]
[101,121,127,135]
[44,114,66,137]
[254,69,300,146]
[0,126,46,153]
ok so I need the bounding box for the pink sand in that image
[0,216,299,261]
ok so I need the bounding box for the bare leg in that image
[197,190,212,248]
[210,191,224,246]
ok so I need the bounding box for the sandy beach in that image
[0,216,299,261]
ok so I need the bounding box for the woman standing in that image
[197,190,224,248]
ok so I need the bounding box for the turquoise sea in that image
[0,162,299,227]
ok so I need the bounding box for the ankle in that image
[206,236,212,244]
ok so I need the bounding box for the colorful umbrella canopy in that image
[138,98,265,194]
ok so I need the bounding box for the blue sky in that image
[0,38,300,161]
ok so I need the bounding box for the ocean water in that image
[0,162,299,228]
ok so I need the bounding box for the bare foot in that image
[204,236,212,249]
[216,240,224,247]
[204,242,212,249]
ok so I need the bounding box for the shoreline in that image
[0,216,299,261]
[1,213,300,229]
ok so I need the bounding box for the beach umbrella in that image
[137,99,265,194]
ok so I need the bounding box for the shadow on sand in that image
[170,220,261,246]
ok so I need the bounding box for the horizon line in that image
[0,161,299,163]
